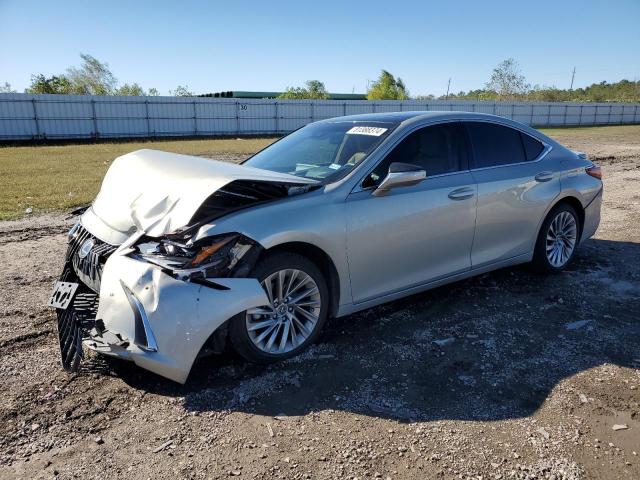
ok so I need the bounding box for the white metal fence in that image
[1,93,639,140]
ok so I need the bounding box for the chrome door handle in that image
[535,171,553,182]
[448,187,475,201]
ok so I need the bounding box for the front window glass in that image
[244,121,398,181]
[362,122,468,188]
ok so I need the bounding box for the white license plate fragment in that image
[47,281,79,310]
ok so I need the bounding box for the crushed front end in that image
[50,216,269,384]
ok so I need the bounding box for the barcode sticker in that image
[346,126,388,136]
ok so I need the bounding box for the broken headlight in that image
[133,233,260,281]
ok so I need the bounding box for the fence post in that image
[235,101,240,135]
[607,104,612,124]
[634,104,639,124]
[310,101,314,122]
[510,103,515,120]
[343,102,347,116]
[192,100,198,136]
[90,99,98,138]
[274,101,279,134]
[145,99,151,137]
[546,104,551,126]
[372,102,377,113]
[492,103,496,115]
[529,104,534,125]
[563,104,568,126]
[31,98,40,139]
[579,105,583,125]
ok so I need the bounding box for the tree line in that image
[0,54,191,97]
[1,55,638,103]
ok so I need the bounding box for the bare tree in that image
[0,82,16,93]
[485,58,529,100]
[170,85,194,97]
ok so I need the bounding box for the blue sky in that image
[1,0,639,96]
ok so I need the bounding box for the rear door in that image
[346,122,477,303]
[465,121,561,267]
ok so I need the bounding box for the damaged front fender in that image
[94,253,269,383]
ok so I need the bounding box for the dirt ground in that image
[0,128,639,479]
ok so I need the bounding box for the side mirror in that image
[372,162,426,197]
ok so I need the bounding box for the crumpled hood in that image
[87,149,316,239]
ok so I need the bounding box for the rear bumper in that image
[88,253,268,383]
[580,187,602,243]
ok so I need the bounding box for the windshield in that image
[243,121,398,181]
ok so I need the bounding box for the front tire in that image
[532,203,580,272]
[229,252,329,363]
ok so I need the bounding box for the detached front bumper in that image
[87,253,268,383]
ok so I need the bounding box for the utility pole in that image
[570,67,576,90]
[445,78,451,99]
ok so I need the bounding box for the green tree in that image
[65,53,118,95]
[0,82,15,93]
[171,85,194,96]
[278,80,329,99]
[366,70,409,100]
[115,83,145,96]
[25,74,73,94]
[485,58,529,100]
[147,87,160,96]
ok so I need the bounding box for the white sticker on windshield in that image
[346,126,388,136]
[328,163,341,170]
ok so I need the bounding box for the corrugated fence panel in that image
[0,95,36,138]
[196,99,237,134]
[0,93,638,140]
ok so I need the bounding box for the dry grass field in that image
[0,137,276,220]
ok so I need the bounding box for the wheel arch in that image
[547,195,585,235]
[259,241,341,318]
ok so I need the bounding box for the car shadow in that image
[100,237,640,422]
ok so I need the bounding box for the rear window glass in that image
[466,122,525,168]
[521,133,545,160]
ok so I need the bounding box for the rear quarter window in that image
[466,122,526,168]
[521,132,545,160]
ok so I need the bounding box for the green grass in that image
[1,124,638,220]
[0,138,275,220]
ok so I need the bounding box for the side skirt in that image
[336,252,532,317]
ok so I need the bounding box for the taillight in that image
[586,165,602,180]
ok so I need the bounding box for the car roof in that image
[321,110,522,124]
[320,110,557,144]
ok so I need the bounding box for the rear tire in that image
[229,252,329,363]
[531,203,580,273]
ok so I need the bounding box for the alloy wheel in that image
[246,269,322,354]
[546,211,578,268]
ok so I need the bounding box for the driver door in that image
[345,122,477,304]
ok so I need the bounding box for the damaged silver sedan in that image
[49,112,602,383]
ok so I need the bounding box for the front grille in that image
[67,224,117,293]
[56,267,100,372]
